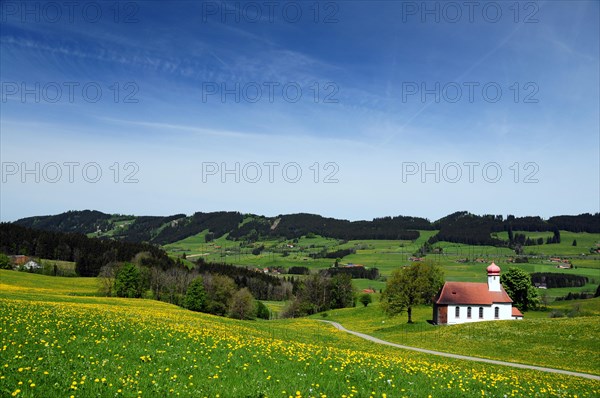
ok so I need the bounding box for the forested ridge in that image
[12,210,599,249]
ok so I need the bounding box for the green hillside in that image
[1,271,598,397]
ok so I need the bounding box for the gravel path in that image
[319,320,600,381]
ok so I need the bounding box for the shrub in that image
[114,263,142,298]
[0,253,11,270]
[256,301,270,320]
[359,293,372,307]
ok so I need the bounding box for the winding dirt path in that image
[319,320,600,381]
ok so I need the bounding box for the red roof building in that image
[433,263,524,325]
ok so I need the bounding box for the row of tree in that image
[0,223,173,276]
[309,247,356,259]
[428,212,577,247]
[509,228,561,247]
[530,273,589,288]
[98,257,356,320]
[555,291,596,301]
[323,266,380,280]
[100,257,295,304]
[102,261,269,319]
[281,273,355,317]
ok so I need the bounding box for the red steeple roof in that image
[487,262,501,275]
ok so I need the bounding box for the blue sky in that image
[1,0,598,222]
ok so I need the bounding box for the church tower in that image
[487,262,501,291]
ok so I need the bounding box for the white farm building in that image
[433,263,523,325]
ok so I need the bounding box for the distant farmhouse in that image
[23,260,41,271]
[433,263,523,325]
[7,255,41,271]
[343,263,364,268]
[10,255,29,266]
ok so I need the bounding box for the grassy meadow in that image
[163,230,599,276]
[314,300,600,375]
[1,270,599,398]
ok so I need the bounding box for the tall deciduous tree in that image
[381,262,444,323]
[500,267,539,311]
[204,274,237,316]
[229,288,256,320]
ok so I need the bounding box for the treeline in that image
[322,266,380,280]
[429,212,505,246]
[100,261,272,319]
[555,292,596,301]
[194,260,294,301]
[427,212,595,247]
[101,258,293,303]
[511,233,544,246]
[228,214,425,241]
[309,247,356,260]
[0,223,172,276]
[548,214,600,233]
[15,210,112,234]
[503,215,552,232]
[99,259,354,319]
[531,273,588,288]
[288,266,310,275]
[271,214,424,241]
[281,273,355,317]
[510,229,561,246]
[13,210,599,247]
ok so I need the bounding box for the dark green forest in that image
[13,210,599,248]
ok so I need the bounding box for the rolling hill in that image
[12,210,600,246]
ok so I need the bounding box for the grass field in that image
[315,300,600,375]
[163,230,600,278]
[38,259,77,274]
[495,231,600,257]
[1,271,599,397]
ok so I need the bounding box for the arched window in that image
[479,307,484,319]
[455,306,460,318]
[494,307,500,319]
[467,307,472,318]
